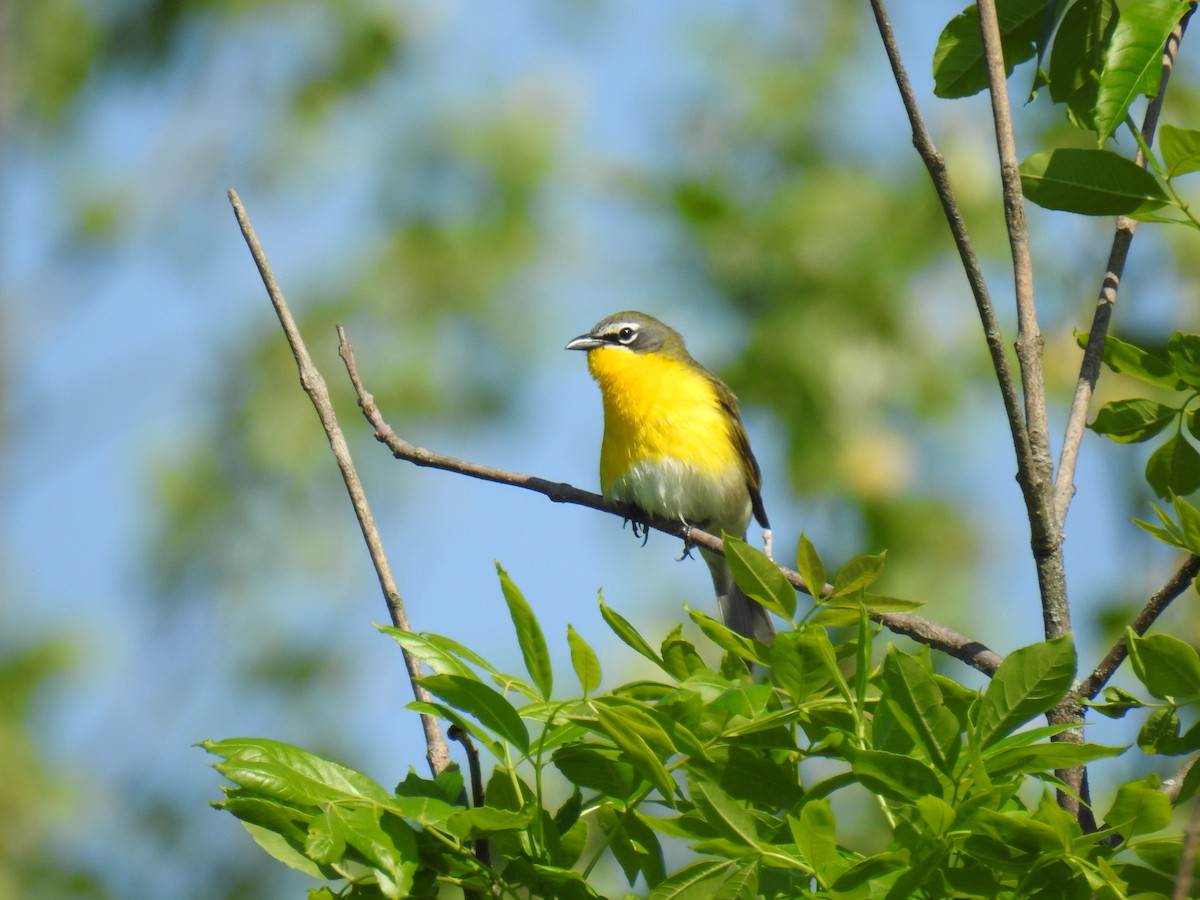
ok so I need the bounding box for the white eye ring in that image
[617,326,636,343]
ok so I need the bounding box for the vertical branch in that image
[867,0,1036,503]
[1055,13,1192,522]
[975,0,1069,642]
[227,189,451,778]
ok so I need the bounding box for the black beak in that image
[565,333,604,351]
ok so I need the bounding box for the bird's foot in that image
[626,518,651,546]
[676,523,696,561]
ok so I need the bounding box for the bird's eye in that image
[617,327,636,343]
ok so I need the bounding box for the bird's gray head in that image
[565,311,684,355]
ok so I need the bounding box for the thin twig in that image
[227,189,451,777]
[1072,554,1200,703]
[1055,11,1193,523]
[337,329,1004,677]
[1163,755,1197,805]
[448,726,490,870]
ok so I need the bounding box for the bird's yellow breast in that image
[586,345,748,528]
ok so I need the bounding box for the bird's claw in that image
[625,518,651,546]
[676,523,696,561]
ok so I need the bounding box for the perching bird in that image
[566,311,775,645]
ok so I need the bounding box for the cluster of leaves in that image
[1093,628,1200,766]
[1087,331,1200,507]
[935,0,1199,222]
[205,544,1195,898]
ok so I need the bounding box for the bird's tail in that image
[701,548,776,646]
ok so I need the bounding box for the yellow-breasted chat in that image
[566,311,776,646]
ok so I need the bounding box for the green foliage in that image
[937,0,1198,223]
[206,559,1187,898]
[1086,330,1200,503]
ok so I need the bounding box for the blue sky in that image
[5,1,1197,895]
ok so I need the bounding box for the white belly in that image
[607,457,752,536]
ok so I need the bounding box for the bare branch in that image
[1073,554,1200,703]
[1055,13,1193,523]
[976,0,1070,646]
[227,189,452,778]
[1163,755,1197,806]
[870,0,1068,649]
[867,0,1032,479]
[337,328,1003,677]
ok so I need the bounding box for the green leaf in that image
[647,859,738,900]
[553,743,639,799]
[831,851,911,892]
[1089,684,1146,719]
[1047,0,1116,130]
[661,630,707,680]
[593,697,676,756]
[830,552,885,598]
[445,805,533,840]
[975,634,1076,748]
[878,648,961,774]
[203,737,390,805]
[687,608,762,664]
[796,533,826,599]
[417,674,530,752]
[497,563,552,700]
[592,703,677,805]
[983,740,1125,777]
[1145,433,1200,500]
[567,625,601,695]
[1105,775,1171,838]
[1089,398,1177,443]
[690,777,760,848]
[304,809,345,865]
[769,628,839,703]
[1019,148,1168,215]
[723,534,796,619]
[599,805,666,887]
[1092,0,1188,141]
[1162,125,1200,178]
[932,0,1051,99]
[1173,496,1200,553]
[1127,630,1200,698]
[1138,706,1180,753]
[791,800,838,887]
[844,746,944,802]
[1084,331,1184,389]
[326,805,418,900]
[1169,332,1200,386]
[861,593,925,612]
[378,627,480,679]
[240,820,328,878]
[599,595,663,667]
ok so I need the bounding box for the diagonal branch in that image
[1072,553,1200,703]
[227,189,452,778]
[1054,12,1193,524]
[337,328,1004,677]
